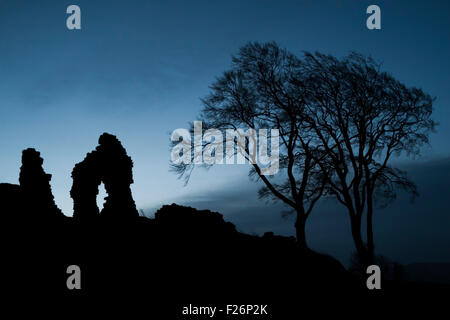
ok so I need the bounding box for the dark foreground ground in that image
[1,201,449,317]
[1,135,448,317]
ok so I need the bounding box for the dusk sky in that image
[1,0,449,265]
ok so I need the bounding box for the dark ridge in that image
[1,133,446,315]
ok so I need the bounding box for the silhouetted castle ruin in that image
[20,148,64,220]
[71,133,138,222]
[0,148,65,224]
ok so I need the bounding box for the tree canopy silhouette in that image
[171,42,436,258]
[299,51,436,264]
[171,42,328,251]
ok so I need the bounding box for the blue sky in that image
[1,0,449,264]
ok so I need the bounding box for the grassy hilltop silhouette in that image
[0,133,448,316]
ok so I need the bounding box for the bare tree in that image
[171,43,436,262]
[171,42,327,251]
[298,52,436,265]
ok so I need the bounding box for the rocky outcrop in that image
[154,203,237,237]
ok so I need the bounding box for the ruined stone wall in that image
[71,133,139,222]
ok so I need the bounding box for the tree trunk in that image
[295,209,308,252]
[366,192,375,265]
[350,214,369,267]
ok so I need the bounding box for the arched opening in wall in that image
[97,182,107,212]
